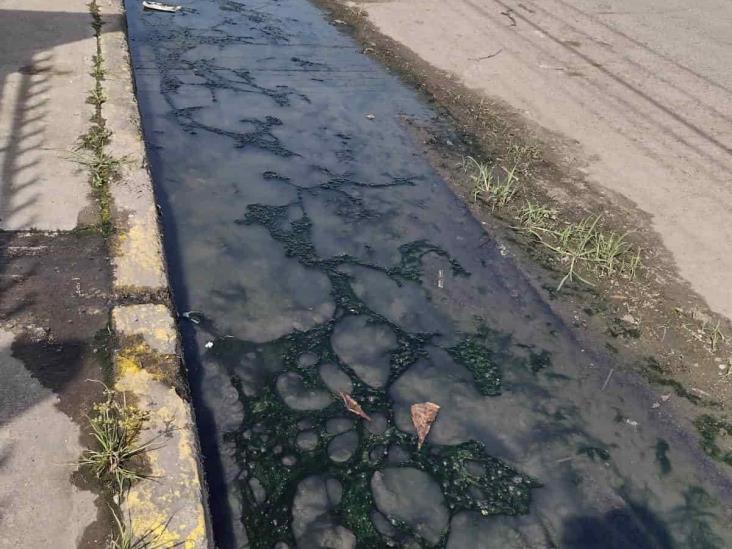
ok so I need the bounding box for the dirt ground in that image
[313,0,732,410]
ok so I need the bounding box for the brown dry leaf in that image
[411,402,440,450]
[339,391,371,421]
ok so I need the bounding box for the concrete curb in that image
[97,1,211,546]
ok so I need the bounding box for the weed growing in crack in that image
[92,53,106,81]
[78,125,112,154]
[78,0,118,235]
[79,386,156,497]
[87,85,106,107]
[71,150,124,189]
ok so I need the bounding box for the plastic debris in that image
[143,1,182,13]
[204,341,214,349]
[365,113,375,120]
[411,402,440,449]
[338,391,371,421]
[181,310,203,324]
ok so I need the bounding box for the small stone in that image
[326,417,354,435]
[371,510,396,537]
[276,372,332,411]
[328,431,359,463]
[370,468,449,545]
[297,352,319,368]
[326,478,343,505]
[292,476,356,549]
[282,455,297,466]
[387,444,410,464]
[296,430,319,451]
[248,477,266,504]
[319,363,353,394]
[298,418,315,430]
[366,413,388,435]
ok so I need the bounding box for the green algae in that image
[672,487,725,548]
[694,415,732,467]
[655,439,671,475]
[388,239,470,283]
[213,322,539,548]
[336,473,382,546]
[448,336,501,396]
[640,358,721,408]
[529,350,552,373]
[207,193,543,546]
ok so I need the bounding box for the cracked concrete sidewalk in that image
[0,1,106,547]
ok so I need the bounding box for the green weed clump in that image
[517,203,641,291]
[79,387,155,496]
[72,150,123,190]
[464,156,520,209]
[463,151,641,292]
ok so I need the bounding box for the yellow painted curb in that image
[99,0,212,545]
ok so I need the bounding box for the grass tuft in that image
[87,86,107,107]
[78,125,112,155]
[109,509,178,549]
[71,150,124,190]
[79,386,157,496]
[516,208,641,291]
[464,156,521,209]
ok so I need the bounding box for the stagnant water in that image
[124,0,732,547]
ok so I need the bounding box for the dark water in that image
[123,1,732,547]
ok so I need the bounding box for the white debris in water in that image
[142,1,182,12]
[626,419,639,427]
[204,341,214,349]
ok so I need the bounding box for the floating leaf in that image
[411,402,440,449]
[339,391,371,421]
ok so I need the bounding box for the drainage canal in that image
[124,0,732,547]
